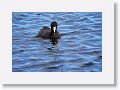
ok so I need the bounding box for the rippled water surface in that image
[12,12,102,72]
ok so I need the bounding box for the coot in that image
[36,21,61,39]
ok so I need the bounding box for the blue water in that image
[12,12,102,72]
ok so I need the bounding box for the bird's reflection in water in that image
[50,39,58,45]
[47,39,59,50]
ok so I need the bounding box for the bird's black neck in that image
[50,26,57,34]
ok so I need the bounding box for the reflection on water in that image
[50,39,58,46]
[12,12,102,72]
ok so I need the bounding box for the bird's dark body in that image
[36,22,61,39]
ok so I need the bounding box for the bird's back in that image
[36,26,51,38]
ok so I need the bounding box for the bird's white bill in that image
[53,27,56,34]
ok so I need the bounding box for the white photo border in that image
[0,0,114,84]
